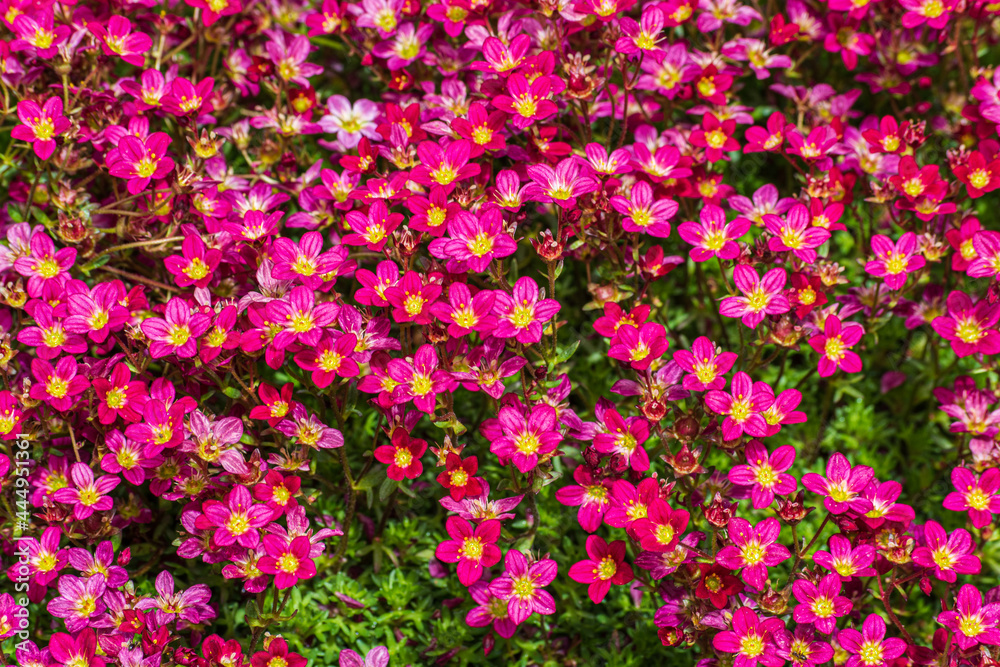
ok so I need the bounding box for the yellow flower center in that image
[47,376,69,398]
[168,325,191,346]
[460,536,484,560]
[184,257,210,280]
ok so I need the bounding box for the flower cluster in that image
[2,0,1000,664]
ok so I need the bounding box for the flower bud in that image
[703,493,737,528]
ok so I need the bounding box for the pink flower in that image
[410,139,480,187]
[374,429,427,480]
[594,409,650,472]
[88,16,152,66]
[608,322,668,371]
[792,573,852,634]
[48,629,104,667]
[471,35,531,74]
[344,200,403,251]
[52,463,119,520]
[627,499,689,552]
[429,283,497,337]
[568,536,634,604]
[434,516,502,586]
[488,550,558,625]
[465,580,517,638]
[387,344,452,413]
[164,234,222,289]
[108,132,174,195]
[911,521,981,582]
[837,614,907,667]
[728,441,797,509]
[524,160,600,210]
[808,316,864,377]
[493,73,558,129]
[196,486,273,548]
[937,585,1000,650]
[12,97,69,160]
[555,466,612,532]
[29,357,90,412]
[46,575,106,632]
[610,181,678,237]
[704,372,774,441]
[716,517,791,590]
[678,204,749,261]
[690,113,740,162]
[719,266,790,328]
[802,452,874,515]
[764,204,830,263]
[814,534,876,580]
[673,336,738,391]
[493,277,561,345]
[943,467,1000,528]
[17,302,87,360]
[864,232,925,291]
[489,404,562,473]
[13,233,76,297]
[295,334,360,388]
[140,298,212,358]
[259,535,317,589]
[428,208,517,272]
[93,363,145,425]
[604,478,660,528]
[712,607,786,667]
[931,291,1000,358]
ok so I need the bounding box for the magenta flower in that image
[608,322,668,371]
[13,97,70,160]
[140,298,213,358]
[164,234,222,289]
[555,466,612,532]
[673,336,738,391]
[489,404,562,473]
[258,535,317,589]
[678,204,749,262]
[466,580,517,638]
[594,409,650,472]
[430,283,497,338]
[268,286,340,349]
[411,139,480,187]
[295,334,360,388]
[434,517,502,586]
[610,181,678,237]
[759,387,807,436]
[524,160,601,210]
[52,463,119,520]
[792,573,852,634]
[865,232,925,291]
[704,372,774,441]
[931,291,1000,358]
[107,132,174,195]
[46,575,107,632]
[716,517,791,590]
[802,452,875,515]
[88,16,152,66]
[100,430,158,485]
[197,486,273,548]
[344,200,403,251]
[814,534,877,580]
[387,344,452,413]
[568,536,634,604]
[808,315,864,377]
[627,499,690,552]
[712,607,786,667]
[428,208,517,273]
[48,629,104,667]
[604,478,660,528]
[728,441,797,509]
[764,204,831,263]
[11,12,69,59]
[943,467,1000,528]
[911,520,980,582]
[938,585,1000,650]
[488,550,558,625]
[18,301,87,360]
[493,277,561,345]
[837,614,907,667]
[13,232,76,297]
[720,266,790,328]
[493,73,558,129]
[29,357,90,412]
[471,34,531,74]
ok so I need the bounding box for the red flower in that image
[436,454,484,501]
[568,535,634,603]
[374,429,428,480]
